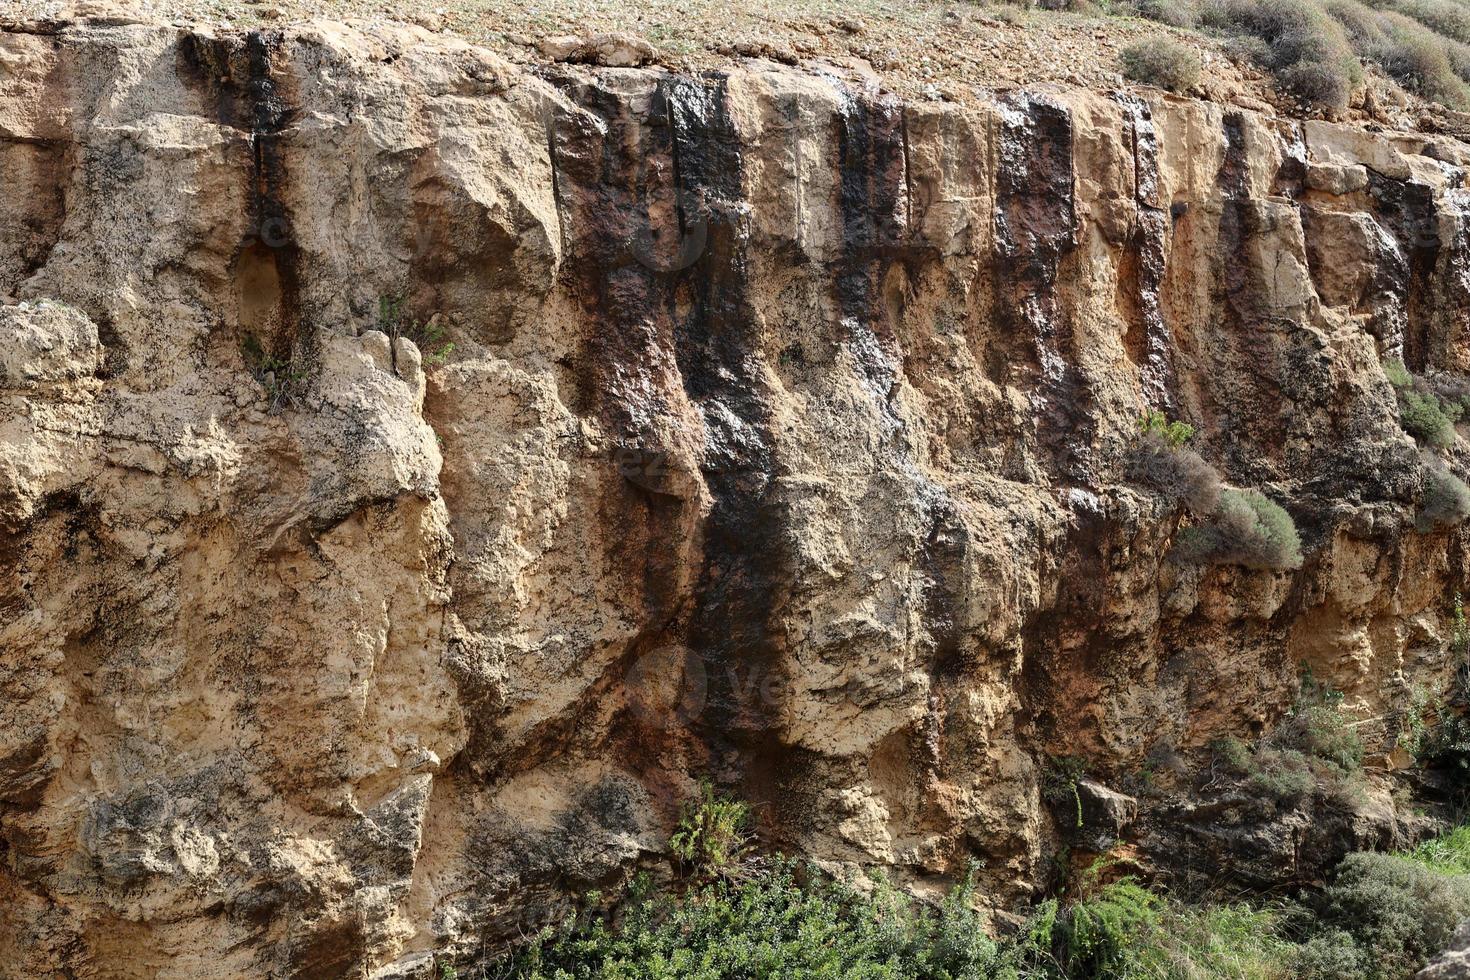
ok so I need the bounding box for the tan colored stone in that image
[4,18,1470,978]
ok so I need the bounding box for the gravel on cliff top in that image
[0,0,1447,128]
[0,0,1277,103]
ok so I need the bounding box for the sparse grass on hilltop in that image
[1114,0,1470,108]
[993,0,1470,108]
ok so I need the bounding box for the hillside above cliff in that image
[7,0,1469,124]
[19,0,1470,135]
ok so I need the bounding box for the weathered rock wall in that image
[3,18,1469,977]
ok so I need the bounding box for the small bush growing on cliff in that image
[1137,409,1195,447]
[1211,676,1364,806]
[1417,457,1470,529]
[1272,674,1365,773]
[1385,357,1414,389]
[1212,736,1317,803]
[240,334,306,412]
[1129,436,1222,513]
[1129,411,1222,513]
[1400,387,1461,448]
[1175,487,1304,571]
[669,783,752,879]
[1121,37,1204,91]
[1385,358,1462,449]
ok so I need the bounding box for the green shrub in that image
[1399,387,1461,448]
[1417,458,1470,529]
[1132,0,1203,27]
[1280,57,1357,105]
[1384,0,1470,43]
[1056,875,1163,977]
[1327,0,1470,105]
[1214,737,1318,803]
[1292,928,1369,979]
[497,820,1470,980]
[1374,19,1470,105]
[1137,409,1197,447]
[1317,851,1470,977]
[669,783,751,879]
[1210,678,1365,806]
[1273,703,1365,772]
[1176,488,1304,570]
[1211,735,1256,773]
[502,859,1014,980]
[1122,37,1204,90]
[1275,673,1366,771]
[1384,357,1414,389]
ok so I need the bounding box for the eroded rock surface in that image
[3,17,1470,978]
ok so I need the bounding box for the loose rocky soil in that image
[0,0,1303,109]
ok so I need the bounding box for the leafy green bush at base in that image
[669,782,751,879]
[502,860,1015,980]
[1315,851,1470,978]
[494,819,1470,980]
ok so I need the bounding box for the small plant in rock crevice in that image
[1043,755,1089,829]
[1211,671,1365,806]
[240,334,307,412]
[1137,409,1196,448]
[1400,684,1439,760]
[1452,592,1469,658]
[377,292,456,369]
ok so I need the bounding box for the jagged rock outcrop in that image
[3,16,1470,978]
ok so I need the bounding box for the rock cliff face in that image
[3,17,1470,978]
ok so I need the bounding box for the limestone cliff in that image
[2,15,1469,978]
